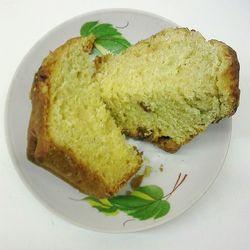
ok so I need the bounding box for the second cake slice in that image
[95,28,240,152]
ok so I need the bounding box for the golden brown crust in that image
[27,37,141,198]
[27,64,114,197]
[208,39,240,117]
[122,128,182,153]
[224,45,240,116]
[155,137,181,153]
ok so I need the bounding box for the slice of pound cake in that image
[95,28,240,153]
[27,36,142,197]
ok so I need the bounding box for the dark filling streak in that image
[137,127,153,139]
[138,101,152,112]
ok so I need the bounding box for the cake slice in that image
[95,28,240,153]
[27,36,142,197]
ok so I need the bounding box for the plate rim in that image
[4,8,232,233]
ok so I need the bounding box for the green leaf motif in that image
[154,201,170,219]
[109,195,152,210]
[83,185,170,221]
[128,200,169,220]
[135,185,164,200]
[80,21,131,55]
[80,21,98,36]
[95,39,128,54]
[84,197,119,216]
[86,23,121,39]
[129,190,154,201]
[108,185,170,220]
[82,173,188,224]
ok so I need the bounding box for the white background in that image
[1,0,250,249]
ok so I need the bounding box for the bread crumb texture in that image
[96,28,239,151]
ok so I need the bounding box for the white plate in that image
[5,9,231,233]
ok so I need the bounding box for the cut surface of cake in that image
[95,28,240,152]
